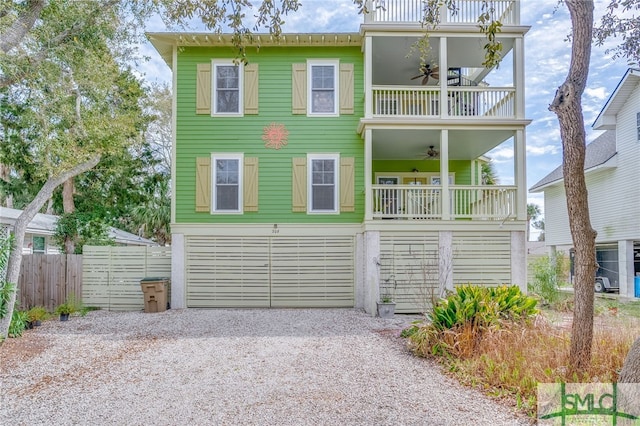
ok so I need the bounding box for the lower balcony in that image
[372,185,517,221]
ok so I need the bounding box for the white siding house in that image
[530,69,640,298]
[0,207,157,253]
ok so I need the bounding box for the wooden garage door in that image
[270,237,354,307]
[186,237,270,308]
[186,236,354,308]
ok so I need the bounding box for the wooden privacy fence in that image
[18,254,83,311]
[83,246,171,311]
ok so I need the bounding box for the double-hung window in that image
[308,154,339,213]
[212,153,243,213]
[307,60,339,116]
[212,60,243,116]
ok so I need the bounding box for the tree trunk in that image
[619,337,640,383]
[0,155,100,342]
[548,0,597,373]
[0,0,46,54]
[618,337,640,414]
[62,178,76,254]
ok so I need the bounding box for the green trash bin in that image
[140,277,170,313]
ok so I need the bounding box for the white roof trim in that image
[593,68,640,130]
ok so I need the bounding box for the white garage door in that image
[186,236,354,308]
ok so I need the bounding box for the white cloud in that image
[527,144,559,156]
[488,146,514,163]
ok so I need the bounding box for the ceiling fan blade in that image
[410,74,423,80]
[431,72,440,80]
[422,76,429,85]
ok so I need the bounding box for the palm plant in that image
[130,179,171,246]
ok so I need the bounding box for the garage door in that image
[186,236,354,308]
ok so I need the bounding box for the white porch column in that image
[355,233,365,309]
[364,231,380,315]
[364,36,373,118]
[171,233,186,309]
[439,37,448,118]
[440,130,450,220]
[515,129,527,221]
[619,240,635,298]
[364,129,373,221]
[439,231,453,294]
[511,231,527,293]
[514,36,525,119]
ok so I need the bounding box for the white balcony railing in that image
[451,185,516,219]
[364,0,519,25]
[373,86,440,117]
[372,185,517,220]
[372,86,515,118]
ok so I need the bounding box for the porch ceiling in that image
[371,129,514,160]
[371,36,515,85]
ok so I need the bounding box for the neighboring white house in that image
[530,68,640,298]
[0,207,157,254]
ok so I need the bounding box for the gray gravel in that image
[1,309,529,425]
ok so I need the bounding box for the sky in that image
[136,0,632,238]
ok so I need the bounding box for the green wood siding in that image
[175,46,364,224]
[372,160,474,184]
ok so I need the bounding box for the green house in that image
[149,0,530,314]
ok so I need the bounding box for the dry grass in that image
[409,308,640,417]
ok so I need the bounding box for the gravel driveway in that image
[1,309,529,425]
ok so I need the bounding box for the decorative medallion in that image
[262,123,289,150]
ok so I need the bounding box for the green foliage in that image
[407,285,538,359]
[55,295,83,316]
[53,212,115,254]
[27,306,48,322]
[528,254,567,306]
[129,176,171,245]
[0,236,16,320]
[9,309,29,337]
[0,281,16,320]
[428,284,538,331]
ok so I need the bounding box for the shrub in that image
[429,284,538,330]
[27,306,48,323]
[9,309,29,337]
[55,295,84,316]
[408,284,538,358]
[528,253,568,306]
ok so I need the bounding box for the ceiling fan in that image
[411,64,440,85]
[420,145,439,159]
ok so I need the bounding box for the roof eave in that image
[529,154,618,193]
[592,68,640,129]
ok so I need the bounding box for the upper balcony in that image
[363,0,520,26]
[372,84,516,119]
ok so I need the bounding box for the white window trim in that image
[212,60,244,117]
[307,153,340,214]
[211,153,244,214]
[307,59,339,117]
